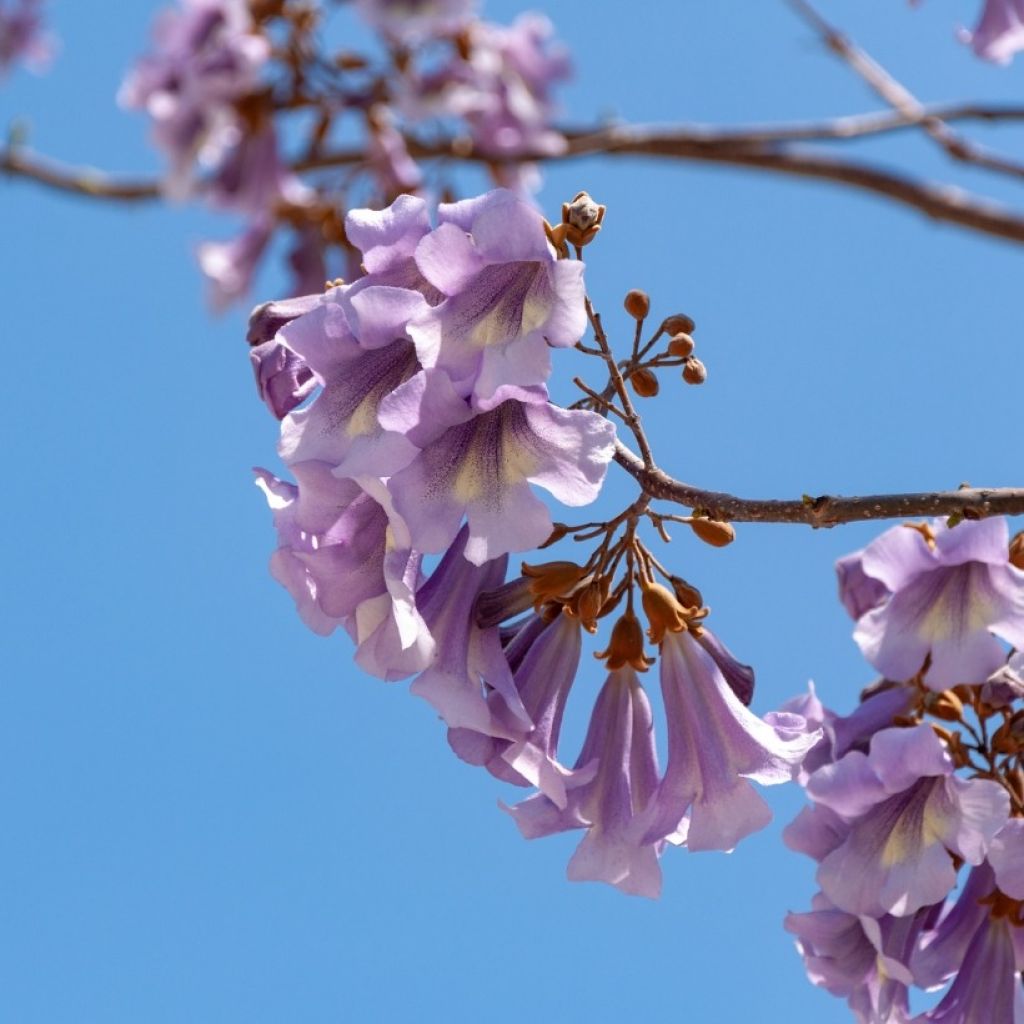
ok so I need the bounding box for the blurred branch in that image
[11,108,1024,243]
[787,0,1024,182]
[613,441,1024,526]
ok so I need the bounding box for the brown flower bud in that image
[569,576,610,633]
[595,612,654,671]
[558,191,605,249]
[624,289,650,321]
[1011,531,1024,570]
[670,575,704,610]
[667,333,695,359]
[662,314,696,336]
[689,517,735,548]
[925,690,964,723]
[629,368,659,398]
[640,581,689,644]
[521,560,585,606]
[682,356,707,385]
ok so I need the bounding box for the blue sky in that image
[3,1,1024,1021]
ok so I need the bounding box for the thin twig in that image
[613,439,1024,526]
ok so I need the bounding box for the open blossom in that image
[409,188,586,407]
[639,627,819,852]
[839,518,1024,689]
[505,667,662,899]
[380,381,616,564]
[805,724,1008,917]
[0,0,52,77]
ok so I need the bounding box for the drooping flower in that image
[409,188,586,407]
[380,382,616,564]
[639,627,819,852]
[841,518,1024,689]
[961,0,1024,64]
[407,526,530,739]
[198,218,272,310]
[806,724,1009,917]
[505,667,662,898]
[448,609,582,806]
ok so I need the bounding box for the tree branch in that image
[613,440,1024,526]
[1,147,159,201]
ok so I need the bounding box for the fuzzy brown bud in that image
[662,314,696,336]
[682,356,707,385]
[667,332,695,358]
[624,289,650,321]
[670,576,704,610]
[595,612,654,671]
[569,576,610,633]
[689,517,735,548]
[1011,531,1024,570]
[630,368,659,398]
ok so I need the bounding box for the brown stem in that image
[613,440,1024,526]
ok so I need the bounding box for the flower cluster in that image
[0,0,52,78]
[248,186,825,899]
[118,0,572,307]
[786,517,1024,1022]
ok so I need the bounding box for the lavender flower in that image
[354,0,476,46]
[197,218,272,310]
[806,724,1009,917]
[840,518,1024,689]
[505,667,663,899]
[639,627,819,852]
[409,188,586,407]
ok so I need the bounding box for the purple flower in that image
[983,650,1024,708]
[989,818,1024,899]
[448,609,582,806]
[0,0,53,77]
[408,527,530,738]
[119,0,270,198]
[785,893,936,1024]
[366,105,424,197]
[806,724,1009,917]
[505,667,663,898]
[354,0,475,45]
[638,629,819,852]
[409,188,586,407]
[961,0,1024,64]
[253,462,432,676]
[380,382,615,564]
[843,518,1024,689]
[198,218,272,310]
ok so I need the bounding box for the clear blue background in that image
[3,2,1023,1021]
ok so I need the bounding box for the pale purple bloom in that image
[0,0,52,77]
[354,0,475,45]
[448,610,582,806]
[505,667,662,899]
[409,188,586,407]
[807,724,1009,917]
[198,218,272,310]
[639,629,820,852]
[845,518,1024,689]
[408,527,530,738]
[785,893,936,1024]
[961,0,1024,63]
[120,0,270,198]
[837,550,890,620]
[366,106,424,197]
[784,802,851,862]
[983,650,1024,708]
[345,194,432,282]
[380,382,616,564]
[989,818,1024,899]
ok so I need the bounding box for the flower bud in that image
[569,576,610,633]
[641,581,689,644]
[521,560,585,606]
[595,612,654,671]
[682,356,707,385]
[925,689,964,722]
[670,575,703,610]
[689,517,735,548]
[662,314,695,336]
[667,332,695,358]
[1011,531,1024,570]
[629,368,659,397]
[624,289,650,321]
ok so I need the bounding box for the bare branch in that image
[613,441,1024,526]
[1,147,160,201]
